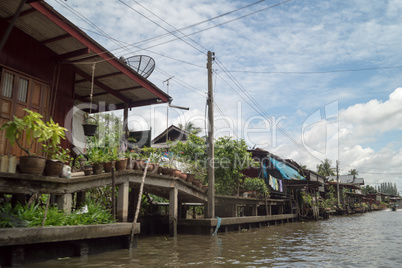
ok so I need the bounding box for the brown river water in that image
[24,210,402,267]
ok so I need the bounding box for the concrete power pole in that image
[207,51,215,218]
[336,160,340,207]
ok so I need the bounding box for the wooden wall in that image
[0,19,75,155]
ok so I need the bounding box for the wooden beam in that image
[6,7,36,20]
[30,1,170,103]
[74,68,131,104]
[75,72,123,84]
[54,48,90,61]
[41,34,71,45]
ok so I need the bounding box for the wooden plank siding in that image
[0,19,74,156]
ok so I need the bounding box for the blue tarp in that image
[269,157,305,180]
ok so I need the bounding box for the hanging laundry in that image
[263,163,268,179]
[269,175,274,188]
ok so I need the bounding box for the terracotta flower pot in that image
[83,167,92,176]
[192,178,202,188]
[135,160,145,170]
[92,163,103,174]
[170,169,181,178]
[44,159,64,177]
[150,163,159,173]
[19,156,46,175]
[161,167,172,175]
[115,158,128,171]
[186,173,195,183]
[104,162,113,173]
[179,173,187,181]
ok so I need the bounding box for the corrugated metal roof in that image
[0,0,170,111]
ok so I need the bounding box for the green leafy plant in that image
[0,199,115,228]
[0,109,67,156]
[243,177,269,195]
[43,144,73,165]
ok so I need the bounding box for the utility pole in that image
[163,76,174,144]
[207,51,215,218]
[336,160,340,207]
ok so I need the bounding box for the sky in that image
[48,0,402,192]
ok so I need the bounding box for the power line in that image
[215,58,325,164]
[73,0,272,56]
[119,0,206,54]
[226,65,402,74]
[119,0,294,53]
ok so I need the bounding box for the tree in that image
[178,121,202,135]
[316,158,335,177]
[348,169,359,176]
[362,185,377,194]
[214,137,256,195]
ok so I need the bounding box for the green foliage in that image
[316,158,335,177]
[0,200,115,228]
[0,109,67,156]
[87,186,116,210]
[86,136,108,164]
[170,134,207,162]
[362,185,377,194]
[178,122,202,135]
[92,112,123,141]
[348,169,359,176]
[302,192,313,208]
[320,185,337,208]
[214,137,257,195]
[243,177,269,195]
[376,182,399,196]
[43,144,73,165]
[169,134,207,178]
[142,147,162,163]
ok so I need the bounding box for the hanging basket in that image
[82,117,98,136]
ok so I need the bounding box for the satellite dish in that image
[126,55,155,79]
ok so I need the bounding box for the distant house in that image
[0,0,170,157]
[327,181,363,206]
[327,175,364,186]
[244,148,306,198]
[151,125,190,149]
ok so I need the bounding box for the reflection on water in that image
[24,210,402,267]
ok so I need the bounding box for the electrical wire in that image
[215,59,324,163]
[119,0,206,55]
[225,65,402,74]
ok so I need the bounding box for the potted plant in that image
[113,147,127,171]
[1,109,67,174]
[82,115,98,136]
[83,159,93,176]
[243,177,269,199]
[86,137,105,175]
[43,144,72,177]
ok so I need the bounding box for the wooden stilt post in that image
[169,186,178,237]
[117,181,129,222]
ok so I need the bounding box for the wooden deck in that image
[1,170,295,237]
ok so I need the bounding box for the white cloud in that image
[50,0,402,192]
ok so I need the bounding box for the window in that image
[18,77,29,103]
[1,72,14,98]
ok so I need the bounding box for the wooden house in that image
[0,0,170,157]
[151,125,190,149]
